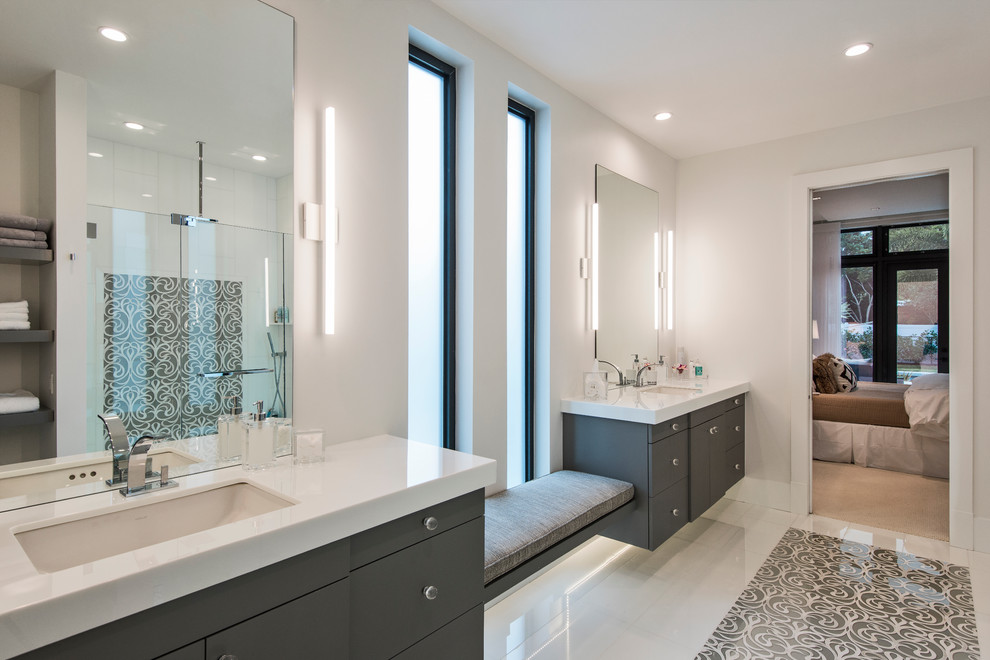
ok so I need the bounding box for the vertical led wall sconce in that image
[591,203,599,331]
[264,257,271,328]
[653,232,660,330]
[666,229,674,331]
[324,106,337,335]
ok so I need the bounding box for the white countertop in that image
[0,435,496,658]
[561,378,751,424]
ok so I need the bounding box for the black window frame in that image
[409,44,457,450]
[840,221,949,382]
[508,98,536,483]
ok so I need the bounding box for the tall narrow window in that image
[506,99,535,487]
[408,45,456,448]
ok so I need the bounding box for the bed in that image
[812,374,949,479]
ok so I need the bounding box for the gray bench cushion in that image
[484,470,634,584]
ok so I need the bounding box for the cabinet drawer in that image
[154,642,203,660]
[724,406,745,449]
[650,414,688,442]
[206,578,349,660]
[350,516,483,659]
[351,489,484,569]
[688,402,722,427]
[726,443,745,489]
[392,605,482,660]
[723,393,745,412]
[649,430,688,497]
[649,478,689,549]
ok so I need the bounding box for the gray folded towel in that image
[0,213,52,233]
[0,227,46,241]
[0,237,48,249]
[0,300,28,310]
[0,321,30,330]
[0,312,28,322]
[0,390,40,414]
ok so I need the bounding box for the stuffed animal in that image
[812,353,839,394]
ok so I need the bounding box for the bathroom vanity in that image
[562,379,749,551]
[0,436,495,659]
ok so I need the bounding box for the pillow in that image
[830,356,858,393]
[907,373,949,391]
[812,353,839,394]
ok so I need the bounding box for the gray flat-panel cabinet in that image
[19,490,486,660]
[563,412,691,551]
[564,394,745,548]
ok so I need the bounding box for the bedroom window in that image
[840,221,948,384]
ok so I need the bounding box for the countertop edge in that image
[561,380,751,424]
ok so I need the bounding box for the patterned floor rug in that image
[696,528,980,659]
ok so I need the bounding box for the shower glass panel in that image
[86,206,292,453]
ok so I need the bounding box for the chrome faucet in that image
[120,435,177,497]
[99,413,131,486]
[597,360,624,386]
[636,356,665,387]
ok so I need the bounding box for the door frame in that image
[788,148,974,549]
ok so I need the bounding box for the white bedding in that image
[904,373,950,439]
[813,419,949,479]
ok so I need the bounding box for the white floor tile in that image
[484,500,980,660]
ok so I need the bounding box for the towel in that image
[0,227,46,241]
[0,321,30,330]
[0,237,48,249]
[0,301,28,311]
[0,213,52,233]
[0,390,40,415]
[0,312,29,322]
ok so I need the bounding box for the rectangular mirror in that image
[595,165,660,373]
[0,0,294,510]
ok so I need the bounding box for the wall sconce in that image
[654,232,659,331]
[264,257,270,328]
[591,203,599,331]
[324,106,336,335]
[666,229,673,331]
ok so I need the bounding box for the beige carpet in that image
[812,460,949,541]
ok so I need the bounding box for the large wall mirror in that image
[595,165,660,374]
[0,0,294,510]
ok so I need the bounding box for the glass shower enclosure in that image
[85,206,292,452]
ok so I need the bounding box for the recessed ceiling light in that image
[88,152,103,158]
[205,176,217,182]
[252,155,267,162]
[653,112,672,121]
[124,122,144,130]
[141,193,153,198]
[844,43,872,57]
[99,27,128,42]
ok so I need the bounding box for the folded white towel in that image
[0,390,40,415]
[0,300,28,311]
[0,321,30,330]
[0,312,28,322]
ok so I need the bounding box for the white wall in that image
[676,96,990,531]
[270,0,676,492]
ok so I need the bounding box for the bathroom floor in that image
[483,499,990,659]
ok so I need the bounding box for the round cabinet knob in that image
[734,398,741,406]
[423,585,439,600]
[423,516,439,531]
[735,463,742,471]
[672,508,681,517]
[735,425,742,432]
[671,423,680,431]
[671,458,680,467]
[709,426,719,435]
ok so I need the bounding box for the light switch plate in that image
[302,202,322,241]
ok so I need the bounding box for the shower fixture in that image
[172,141,220,227]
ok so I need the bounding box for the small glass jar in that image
[242,401,276,470]
[293,429,325,464]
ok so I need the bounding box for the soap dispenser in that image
[626,354,640,384]
[243,400,276,470]
[218,395,244,461]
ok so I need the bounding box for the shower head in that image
[267,331,276,358]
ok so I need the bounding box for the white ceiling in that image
[433,0,990,159]
[0,0,293,177]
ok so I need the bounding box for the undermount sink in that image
[0,447,202,499]
[642,384,701,396]
[13,480,296,573]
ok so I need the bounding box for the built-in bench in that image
[483,470,635,601]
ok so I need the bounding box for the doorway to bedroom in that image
[809,172,950,541]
